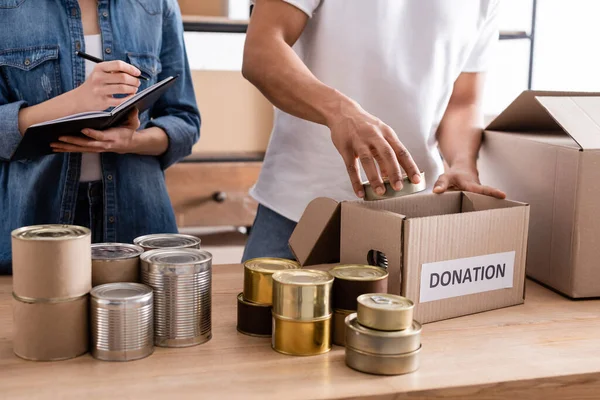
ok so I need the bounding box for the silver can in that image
[133,233,201,251]
[90,283,154,362]
[141,248,212,347]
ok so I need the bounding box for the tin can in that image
[332,308,353,347]
[12,294,88,361]
[363,172,426,201]
[134,233,201,251]
[12,225,91,299]
[329,265,388,310]
[272,314,331,356]
[345,313,421,354]
[237,292,272,338]
[357,293,414,331]
[91,243,144,287]
[141,248,212,347]
[272,270,333,320]
[91,283,154,361]
[243,258,301,305]
[345,345,422,375]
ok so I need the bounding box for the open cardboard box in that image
[480,90,600,298]
[290,192,530,323]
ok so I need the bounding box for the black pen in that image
[76,51,150,81]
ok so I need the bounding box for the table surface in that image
[1,264,600,400]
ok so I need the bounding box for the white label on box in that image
[419,251,515,303]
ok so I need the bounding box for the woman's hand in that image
[74,61,142,112]
[51,110,141,154]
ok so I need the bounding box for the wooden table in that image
[1,264,600,400]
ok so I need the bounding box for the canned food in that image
[329,265,388,310]
[134,233,200,251]
[12,225,91,299]
[243,258,301,305]
[91,243,144,287]
[237,292,272,338]
[272,314,331,356]
[91,283,154,361]
[345,313,421,355]
[332,309,353,347]
[363,172,426,201]
[357,293,414,331]
[272,269,334,320]
[345,345,421,375]
[141,249,212,347]
[12,293,88,361]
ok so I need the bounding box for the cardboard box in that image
[178,0,228,17]
[479,90,600,298]
[290,192,530,323]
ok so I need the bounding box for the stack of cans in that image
[91,243,144,287]
[271,270,334,356]
[345,293,421,375]
[329,265,388,346]
[134,233,200,251]
[237,258,300,337]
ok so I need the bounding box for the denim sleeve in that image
[0,77,27,161]
[144,1,201,170]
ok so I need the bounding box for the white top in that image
[250,0,500,222]
[80,34,103,182]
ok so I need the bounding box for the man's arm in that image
[243,0,421,198]
[433,72,505,199]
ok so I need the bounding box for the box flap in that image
[289,197,341,266]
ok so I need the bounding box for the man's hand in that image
[433,164,505,199]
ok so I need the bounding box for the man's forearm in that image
[437,102,482,170]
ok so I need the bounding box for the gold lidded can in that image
[243,257,300,305]
[329,265,388,311]
[91,243,144,287]
[357,293,415,331]
[133,233,200,251]
[332,308,353,347]
[272,269,334,320]
[272,313,331,356]
[345,345,422,376]
[363,172,426,201]
[345,313,421,355]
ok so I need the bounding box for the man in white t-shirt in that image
[241,0,505,261]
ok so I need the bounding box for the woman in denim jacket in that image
[0,0,200,273]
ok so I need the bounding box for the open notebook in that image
[10,75,178,161]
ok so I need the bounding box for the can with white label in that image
[91,243,144,287]
[134,233,201,252]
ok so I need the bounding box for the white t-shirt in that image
[250,0,499,222]
[80,34,103,182]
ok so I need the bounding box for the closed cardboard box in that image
[479,90,600,298]
[289,192,530,323]
[178,0,228,16]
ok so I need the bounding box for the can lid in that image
[11,225,90,240]
[141,248,212,265]
[244,257,300,274]
[357,293,414,311]
[272,269,333,286]
[91,283,153,301]
[329,265,388,281]
[346,313,421,337]
[92,243,144,260]
[133,234,200,249]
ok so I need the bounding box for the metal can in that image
[272,269,334,320]
[272,314,331,356]
[90,283,154,361]
[133,233,201,251]
[345,345,422,375]
[243,258,301,305]
[363,172,426,201]
[329,265,388,310]
[91,243,144,287]
[237,292,272,338]
[11,225,91,299]
[357,293,415,331]
[12,293,89,361]
[332,308,353,347]
[141,248,212,347]
[345,313,421,355]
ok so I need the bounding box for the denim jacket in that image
[0,0,200,273]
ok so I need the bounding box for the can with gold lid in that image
[345,313,421,354]
[345,345,422,376]
[243,257,300,305]
[357,293,414,331]
[237,292,272,338]
[92,243,144,287]
[363,172,426,201]
[331,308,353,346]
[272,269,333,320]
[272,313,331,356]
[329,265,388,311]
[134,233,200,251]
[11,225,91,299]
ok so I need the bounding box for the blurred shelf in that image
[182,15,249,33]
[499,30,531,40]
[182,152,265,163]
